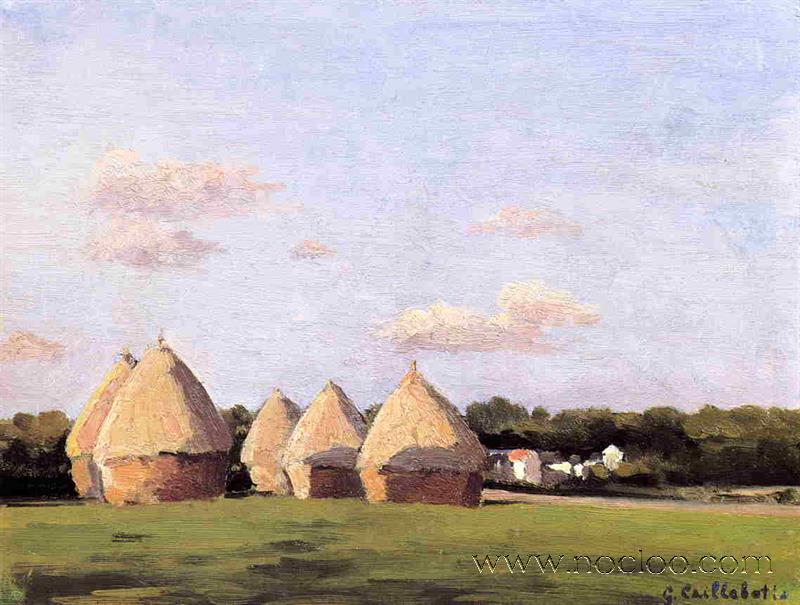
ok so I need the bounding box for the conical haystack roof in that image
[66,350,137,459]
[94,339,231,462]
[241,388,302,493]
[283,380,366,468]
[358,362,486,473]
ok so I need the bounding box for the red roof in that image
[508,449,531,462]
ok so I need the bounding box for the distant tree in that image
[363,403,382,428]
[548,408,618,457]
[0,411,74,498]
[220,404,254,493]
[529,406,550,424]
[465,397,529,435]
[12,412,36,433]
[637,407,690,453]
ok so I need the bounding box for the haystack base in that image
[100,452,227,505]
[248,466,292,495]
[309,467,363,499]
[70,455,104,500]
[286,464,363,499]
[373,469,483,507]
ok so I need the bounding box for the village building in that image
[93,338,232,505]
[540,451,573,487]
[508,449,542,483]
[547,461,573,475]
[603,444,624,470]
[65,349,137,499]
[486,449,542,485]
[240,388,302,495]
[486,451,516,484]
[357,362,487,507]
[282,380,367,499]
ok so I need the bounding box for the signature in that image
[663,582,789,604]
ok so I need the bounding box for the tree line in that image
[1,399,798,498]
[465,397,800,486]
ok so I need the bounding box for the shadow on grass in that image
[16,560,655,605]
[16,569,158,604]
[111,532,153,543]
[277,518,344,532]
[240,555,563,604]
[248,556,354,580]
[269,540,320,553]
[13,568,223,605]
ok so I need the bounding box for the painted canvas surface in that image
[1,1,798,603]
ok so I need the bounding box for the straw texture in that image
[357,362,486,504]
[283,381,366,498]
[94,340,231,462]
[240,388,301,494]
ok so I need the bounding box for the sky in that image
[1,0,798,417]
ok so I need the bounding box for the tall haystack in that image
[93,338,232,505]
[240,388,302,494]
[357,362,487,506]
[282,381,367,499]
[66,349,137,499]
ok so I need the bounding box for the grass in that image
[2,496,798,604]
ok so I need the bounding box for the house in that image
[535,451,571,487]
[486,450,516,483]
[602,444,624,471]
[507,449,542,484]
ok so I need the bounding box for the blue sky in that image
[1,0,797,416]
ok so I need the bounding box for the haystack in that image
[282,381,367,499]
[357,362,487,506]
[93,338,232,505]
[240,388,302,494]
[66,349,137,499]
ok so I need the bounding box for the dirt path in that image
[482,489,800,518]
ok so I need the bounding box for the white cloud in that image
[469,206,582,239]
[376,280,600,353]
[291,239,335,260]
[85,149,286,221]
[85,219,223,268]
[0,331,65,363]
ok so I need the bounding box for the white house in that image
[602,445,624,471]
[547,461,572,475]
[508,449,542,484]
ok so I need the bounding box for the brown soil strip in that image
[482,489,800,518]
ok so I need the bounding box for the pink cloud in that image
[291,239,335,260]
[0,331,65,363]
[86,219,223,268]
[468,206,582,239]
[85,149,286,220]
[376,280,599,353]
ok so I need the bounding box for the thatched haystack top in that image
[283,380,366,467]
[66,350,137,458]
[94,339,231,461]
[241,388,301,463]
[358,362,486,473]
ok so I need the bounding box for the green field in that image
[2,496,798,604]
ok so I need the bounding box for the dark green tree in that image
[363,403,383,428]
[220,404,254,493]
[465,396,529,435]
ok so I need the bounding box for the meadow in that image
[2,496,798,604]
